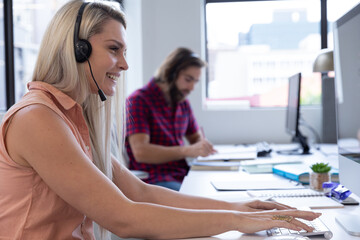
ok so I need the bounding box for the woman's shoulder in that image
[3,90,59,123]
[8,104,65,134]
[3,103,69,167]
[4,85,69,136]
[15,103,58,117]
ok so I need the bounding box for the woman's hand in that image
[232,199,296,212]
[235,209,321,234]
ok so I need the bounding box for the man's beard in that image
[169,83,188,109]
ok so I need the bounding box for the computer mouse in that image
[264,235,310,240]
[257,149,272,157]
[256,141,272,157]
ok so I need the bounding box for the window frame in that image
[2,0,124,111]
[204,0,329,105]
[4,0,15,110]
[0,0,330,111]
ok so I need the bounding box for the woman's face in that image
[86,19,128,97]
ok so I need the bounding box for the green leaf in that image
[310,162,331,173]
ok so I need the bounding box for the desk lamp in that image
[313,49,336,143]
[313,49,334,74]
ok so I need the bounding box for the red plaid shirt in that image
[125,79,199,183]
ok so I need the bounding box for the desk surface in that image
[179,145,360,240]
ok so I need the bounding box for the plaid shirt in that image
[125,78,199,183]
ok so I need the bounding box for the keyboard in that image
[267,216,333,239]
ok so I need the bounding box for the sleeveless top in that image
[0,82,95,240]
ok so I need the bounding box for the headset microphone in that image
[74,2,107,102]
[86,58,107,101]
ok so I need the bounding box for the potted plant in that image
[310,163,332,191]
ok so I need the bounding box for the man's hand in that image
[187,139,217,157]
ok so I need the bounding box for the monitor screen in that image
[333,3,360,235]
[334,2,360,198]
[281,73,310,155]
[286,73,301,137]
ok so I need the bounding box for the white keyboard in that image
[267,216,333,239]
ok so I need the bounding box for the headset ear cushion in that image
[75,39,92,63]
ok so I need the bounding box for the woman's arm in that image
[113,159,294,212]
[112,159,320,236]
[5,105,319,239]
[3,105,236,238]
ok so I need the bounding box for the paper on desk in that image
[197,145,257,161]
[213,145,257,153]
[211,178,304,191]
[240,158,302,166]
[197,152,257,161]
[273,196,343,209]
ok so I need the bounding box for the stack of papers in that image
[240,158,303,174]
[196,145,257,162]
[191,161,240,171]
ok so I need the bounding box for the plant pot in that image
[310,172,330,191]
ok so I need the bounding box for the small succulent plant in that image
[310,162,331,173]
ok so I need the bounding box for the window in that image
[205,0,359,109]
[0,0,69,111]
[13,0,69,103]
[0,0,123,111]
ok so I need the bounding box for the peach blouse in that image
[0,82,95,239]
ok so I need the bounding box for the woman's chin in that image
[102,87,116,97]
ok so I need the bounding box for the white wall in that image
[124,0,321,144]
[0,112,4,122]
[123,0,143,95]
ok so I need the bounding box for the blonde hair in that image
[31,1,127,239]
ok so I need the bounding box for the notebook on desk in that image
[191,161,240,171]
[247,189,344,209]
[240,157,303,166]
[211,174,304,191]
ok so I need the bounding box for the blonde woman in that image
[0,1,321,239]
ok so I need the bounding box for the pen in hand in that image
[199,127,217,155]
[200,126,206,138]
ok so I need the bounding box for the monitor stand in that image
[335,215,360,236]
[277,131,311,155]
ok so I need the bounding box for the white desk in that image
[179,146,360,240]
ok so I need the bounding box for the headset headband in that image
[74,2,89,52]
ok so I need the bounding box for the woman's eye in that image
[110,46,119,53]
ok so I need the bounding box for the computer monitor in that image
[333,2,360,236]
[279,73,310,155]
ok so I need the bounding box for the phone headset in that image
[74,2,107,101]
